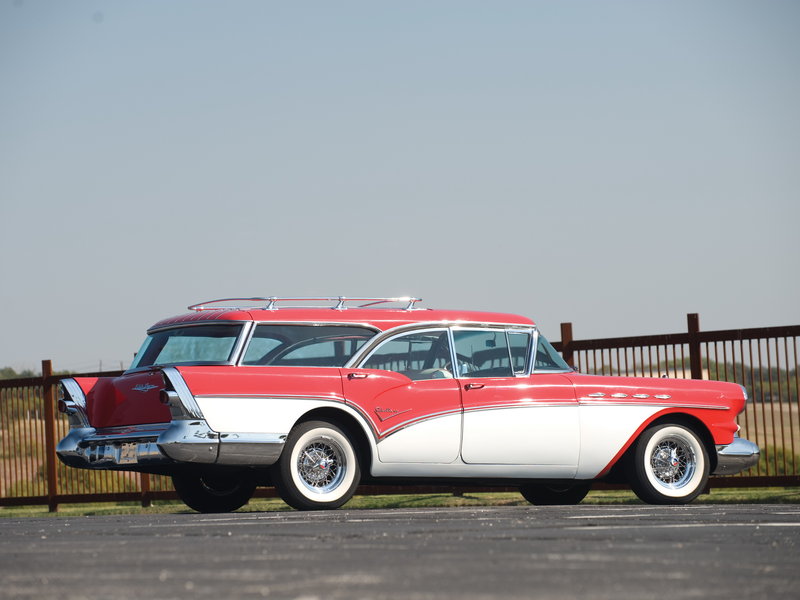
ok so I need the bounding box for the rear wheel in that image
[172,471,257,513]
[628,423,709,505]
[272,420,361,511]
[520,482,591,505]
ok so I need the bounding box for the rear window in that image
[130,324,244,368]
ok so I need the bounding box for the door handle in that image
[348,373,369,380]
[464,383,484,390]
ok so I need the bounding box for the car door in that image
[341,328,463,463]
[455,328,580,473]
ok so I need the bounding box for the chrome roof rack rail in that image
[188,296,423,312]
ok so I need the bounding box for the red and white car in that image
[57,297,759,511]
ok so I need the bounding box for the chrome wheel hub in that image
[297,440,345,493]
[650,438,696,487]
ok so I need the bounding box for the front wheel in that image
[272,420,361,510]
[520,482,591,505]
[628,423,710,505]
[172,471,257,513]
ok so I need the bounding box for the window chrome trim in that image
[449,325,535,378]
[127,322,249,372]
[348,322,536,374]
[353,326,453,371]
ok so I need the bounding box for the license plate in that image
[119,442,138,464]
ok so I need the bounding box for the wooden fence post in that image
[560,322,574,368]
[140,473,152,508]
[687,313,703,380]
[42,359,59,512]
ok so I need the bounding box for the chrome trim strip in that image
[577,399,729,410]
[379,409,463,439]
[162,367,204,419]
[82,423,171,441]
[462,402,577,414]
[230,320,254,365]
[59,378,91,428]
[193,393,345,403]
[216,432,286,465]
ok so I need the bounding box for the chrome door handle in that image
[347,373,369,380]
[464,383,484,390]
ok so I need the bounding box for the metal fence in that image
[1,314,798,510]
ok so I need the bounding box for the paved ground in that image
[0,504,798,599]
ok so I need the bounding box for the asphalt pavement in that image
[0,504,798,599]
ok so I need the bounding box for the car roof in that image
[149,307,536,332]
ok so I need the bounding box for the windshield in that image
[533,333,572,372]
[129,324,244,369]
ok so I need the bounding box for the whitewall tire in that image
[273,420,361,510]
[629,423,709,505]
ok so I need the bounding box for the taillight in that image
[160,390,179,405]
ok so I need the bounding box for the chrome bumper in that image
[56,420,285,470]
[712,436,760,475]
[57,369,285,471]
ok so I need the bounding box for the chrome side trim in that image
[216,432,286,465]
[578,399,728,411]
[162,367,204,419]
[713,437,760,475]
[59,378,90,428]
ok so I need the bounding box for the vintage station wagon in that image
[57,297,759,511]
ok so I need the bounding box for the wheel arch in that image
[604,411,718,483]
[293,407,375,476]
[645,413,717,473]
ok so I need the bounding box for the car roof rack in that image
[188,296,423,312]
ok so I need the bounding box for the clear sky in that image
[1,0,798,373]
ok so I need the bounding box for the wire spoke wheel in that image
[274,420,361,510]
[650,437,696,487]
[297,440,346,493]
[629,423,709,505]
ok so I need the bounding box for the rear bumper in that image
[56,420,285,470]
[712,436,760,476]
[57,368,285,471]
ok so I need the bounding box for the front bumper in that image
[712,436,760,475]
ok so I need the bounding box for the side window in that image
[241,325,375,366]
[508,331,532,374]
[361,330,453,380]
[242,334,284,364]
[452,330,513,378]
